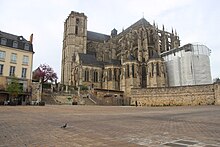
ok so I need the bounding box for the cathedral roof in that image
[87,18,151,42]
[118,18,151,36]
[149,50,161,60]
[152,51,160,58]
[87,31,110,42]
[79,53,121,67]
[123,54,137,63]
[129,18,151,29]
[104,59,121,66]
[78,53,103,66]
[128,54,136,61]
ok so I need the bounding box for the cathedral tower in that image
[61,11,87,85]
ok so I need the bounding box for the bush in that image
[39,101,45,106]
[9,101,17,106]
[72,102,77,105]
[26,102,31,105]
[73,86,78,90]
[43,83,51,89]
[80,85,88,90]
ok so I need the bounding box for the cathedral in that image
[61,11,181,95]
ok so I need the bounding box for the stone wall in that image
[214,83,220,105]
[93,89,129,105]
[0,77,7,90]
[31,82,41,101]
[130,84,220,106]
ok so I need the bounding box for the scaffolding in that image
[161,43,212,86]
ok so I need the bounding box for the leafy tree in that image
[6,77,22,102]
[32,64,58,83]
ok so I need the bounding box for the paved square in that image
[0,105,220,146]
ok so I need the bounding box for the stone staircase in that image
[83,97,96,105]
[41,90,101,105]
[41,93,60,105]
[54,95,72,105]
[88,93,100,105]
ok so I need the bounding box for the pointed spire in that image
[172,28,174,34]
[162,24,165,31]
[153,20,155,27]
[175,29,177,36]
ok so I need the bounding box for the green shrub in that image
[80,85,88,90]
[39,101,45,106]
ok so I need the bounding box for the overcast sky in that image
[1,0,219,81]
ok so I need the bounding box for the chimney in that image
[29,34,33,44]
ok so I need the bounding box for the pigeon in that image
[61,123,67,128]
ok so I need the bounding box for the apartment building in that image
[0,31,34,105]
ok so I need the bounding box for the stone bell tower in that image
[61,11,87,86]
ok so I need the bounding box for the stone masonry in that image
[131,83,220,106]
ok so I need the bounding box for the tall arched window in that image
[108,69,112,81]
[141,65,146,88]
[84,69,89,82]
[75,26,78,35]
[93,71,98,82]
[114,69,117,81]
[76,18,79,24]
[84,70,86,81]
[75,18,79,35]
[132,64,135,78]
[118,69,121,80]
[156,62,160,76]
[151,63,154,77]
[126,65,130,78]
[134,48,138,59]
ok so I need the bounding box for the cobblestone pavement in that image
[0,105,220,147]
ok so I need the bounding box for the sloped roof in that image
[87,31,110,42]
[87,18,151,42]
[128,54,136,61]
[0,31,33,52]
[79,53,121,67]
[128,18,151,29]
[104,59,121,66]
[118,18,151,36]
[0,31,28,42]
[123,54,138,63]
[78,53,103,66]
[150,50,160,59]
